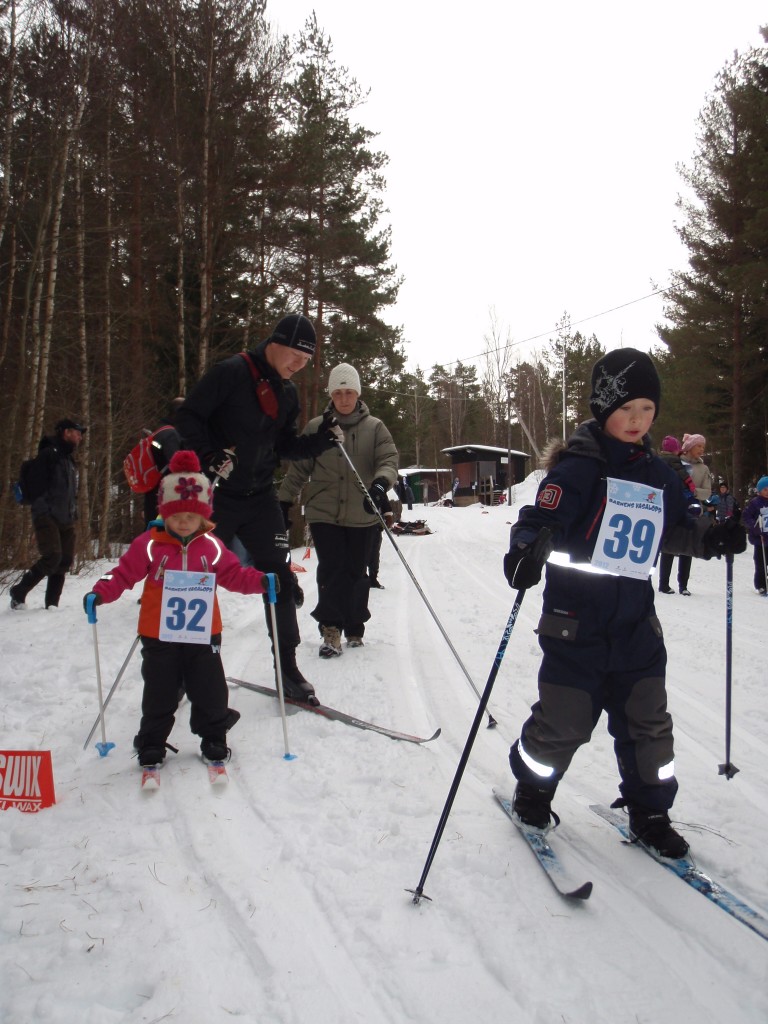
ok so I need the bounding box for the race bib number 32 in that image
[159,569,215,644]
[592,478,664,580]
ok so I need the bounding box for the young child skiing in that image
[84,450,271,768]
[742,475,768,594]
[502,348,746,858]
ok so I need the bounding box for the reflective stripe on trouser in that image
[511,605,678,811]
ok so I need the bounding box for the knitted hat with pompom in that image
[158,451,213,520]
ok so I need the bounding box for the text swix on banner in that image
[0,750,56,812]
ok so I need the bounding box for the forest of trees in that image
[1,2,766,572]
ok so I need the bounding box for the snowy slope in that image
[2,479,767,1024]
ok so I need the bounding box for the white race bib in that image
[591,478,664,580]
[159,569,215,644]
[759,507,768,534]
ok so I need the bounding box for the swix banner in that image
[0,750,56,812]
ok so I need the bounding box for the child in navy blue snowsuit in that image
[502,349,746,859]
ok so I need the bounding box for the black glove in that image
[307,410,344,456]
[204,448,237,481]
[83,592,103,613]
[503,529,554,590]
[704,519,747,558]
[280,501,293,530]
[363,478,390,515]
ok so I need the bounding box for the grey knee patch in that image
[625,676,674,784]
[523,682,595,774]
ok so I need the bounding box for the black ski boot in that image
[200,737,231,763]
[627,805,689,859]
[512,782,558,831]
[280,662,319,706]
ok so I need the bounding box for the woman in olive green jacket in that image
[278,364,398,657]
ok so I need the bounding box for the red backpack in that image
[123,426,174,493]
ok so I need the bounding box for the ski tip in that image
[426,728,441,742]
[567,881,593,900]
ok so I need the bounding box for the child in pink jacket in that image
[84,451,269,769]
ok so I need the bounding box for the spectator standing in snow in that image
[668,432,714,596]
[367,505,394,589]
[278,363,398,656]
[176,314,342,707]
[84,451,270,768]
[656,435,697,596]
[706,481,739,523]
[681,433,714,504]
[502,348,746,859]
[742,475,768,594]
[9,418,86,611]
[397,475,415,510]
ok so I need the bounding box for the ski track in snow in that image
[2,490,768,1024]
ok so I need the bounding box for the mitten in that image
[703,519,747,558]
[503,530,554,590]
[83,592,103,613]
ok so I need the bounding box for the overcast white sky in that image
[269,1,767,375]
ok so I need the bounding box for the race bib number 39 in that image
[592,478,664,580]
[159,570,215,644]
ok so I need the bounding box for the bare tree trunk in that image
[731,299,743,497]
[33,39,92,438]
[197,10,215,375]
[0,0,17,254]
[98,106,115,559]
[168,10,187,393]
[73,148,91,554]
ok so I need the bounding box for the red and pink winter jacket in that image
[92,523,266,638]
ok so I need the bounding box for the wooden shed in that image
[441,444,530,505]
[397,466,454,505]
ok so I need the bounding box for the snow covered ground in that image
[2,476,767,1024]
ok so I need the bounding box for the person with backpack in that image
[175,314,342,706]
[142,397,184,525]
[9,418,86,610]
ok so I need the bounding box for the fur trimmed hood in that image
[540,421,607,472]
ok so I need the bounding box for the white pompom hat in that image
[328,363,361,396]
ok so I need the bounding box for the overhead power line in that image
[427,286,671,371]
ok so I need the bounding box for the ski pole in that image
[265,573,296,761]
[718,553,739,779]
[82,634,140,750]
[407,577,535,904]
[335,441,497,728]
[85,594,115,757]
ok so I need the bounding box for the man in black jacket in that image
[176,314,340,705]
[10,418,86,610]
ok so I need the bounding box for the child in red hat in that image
[84,451,270,769]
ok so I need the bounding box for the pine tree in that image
[660,42,768,495]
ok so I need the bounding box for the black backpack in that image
[14,455,46,505]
